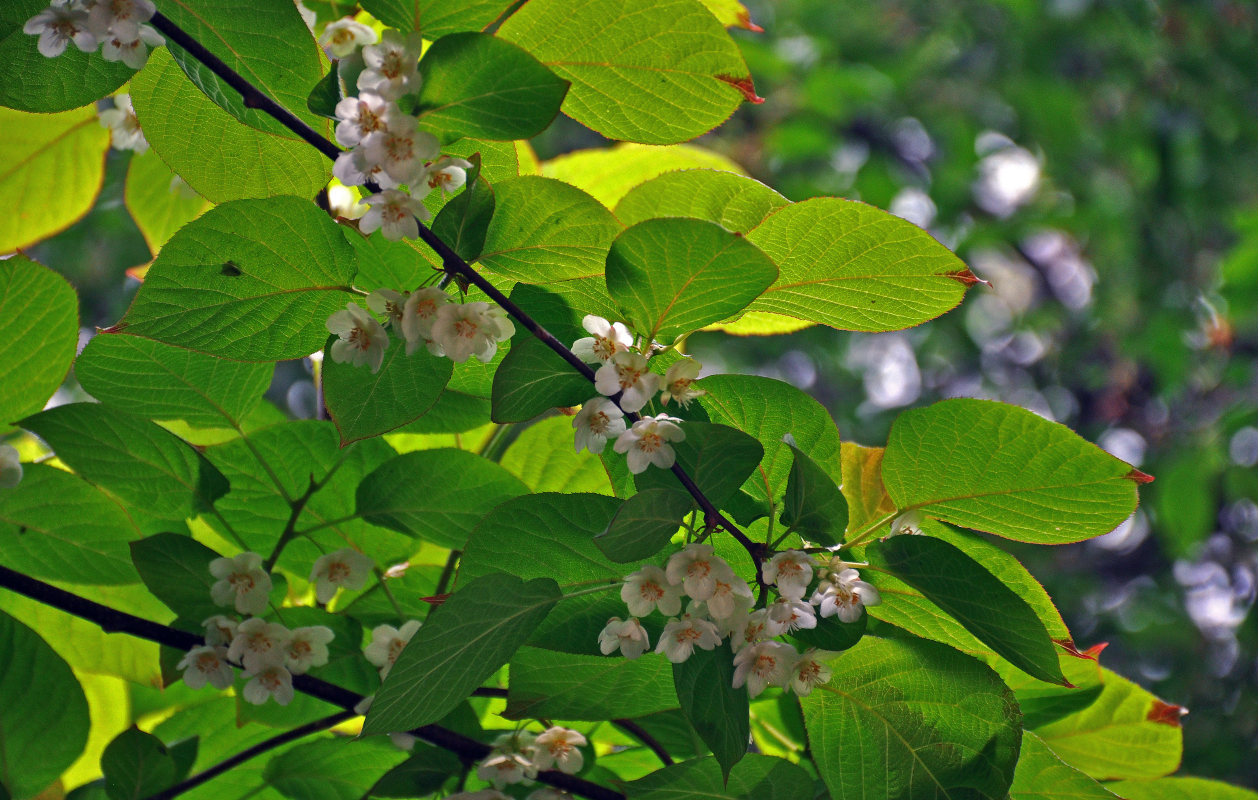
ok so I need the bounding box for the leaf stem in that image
[434,550,460,596]
[373,566,407,620]
[264,476,320,571]
[845,511,898,549]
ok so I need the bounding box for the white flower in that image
[889,509,924,537]
[655,616,722,663]
[362,115,440,187]
[359,188,430,242]
[333,92,393,148]
[98,94,147,152]
[208,552,272,616]
[812,568,881,623]
[86,0,156,41]
[614,413,684,474]
[242,664,294,705]
[430,302,515,363]
[177,645,235,690]
[201,614,238,647]
[0,444,23,489]
[597,616,650,659]
[227,617,291,673]
[620,565,682,618]
[572,397,627,454]
[532,727,587,774]
[319,17,377,58]
[24,5,97,58]
[572,315,634,364]
[309,547,375,603]
[762,550,815,601]
[283,625,335,674]
[366,289,406,332]
[100,24,163,70]
[401,287,451,355]
[730,608,770,653]
[665,543,734,602]
[364,620,422,678]
[477,752,532,788]
[357,30,422,100]
[732,640,796,698]
[594,351,659,413]
[424,156,473,195]
[787,648,834,696]
[765,596,817,636]
[701,574,754,621]
[333,145,382,187]
[660,359,705,407]
[327,184,368,220]
[326,302,390,373]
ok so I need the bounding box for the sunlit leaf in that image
[1009,731,1120,800]
[323,334,453,444]
[0,256,79,426]
[615,169,787,234]
[358,0,517,37]
[124,149,212,257]
[507,646,677,720]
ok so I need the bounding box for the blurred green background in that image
[30,0,1258,786]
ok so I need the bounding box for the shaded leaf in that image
[129,533,223,621]
[0,1,131,112]
[430,159,494,264]
[780,442,847,546]
[634,422,765,509]
[624,754,813,799]
[101,727,177,800]
[264,737,409,800]
[490,336,590,423]
[358,0,517,37]
[673,643,748,780]
[323,333,453,444]
[0,256,79,425]
[595,488,693,563]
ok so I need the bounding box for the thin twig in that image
[435,550,460,596]
[264,476,319,571]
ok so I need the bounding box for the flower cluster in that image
[443,726,586,796]
[25,0,163,69]
[601,547,882,698]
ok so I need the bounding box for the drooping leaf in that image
[490,336,591,423]
[108,196,356,360]
[0,256,79,425]
[882,399,1143,544]
[323,333,453,444]
[745,197,975,332]
[615,169,788,234]
[430,158,494,264]
[1107,777,1258,800]
[623,754,813,800]
[594,488,693,563]
[542,142,746,208]
[357,0,517,37]
[124,149,213,257]
[673,643,748,780]
[498,0,755,144]
[606,218,777,343]
[780,442,848,546]
[0,106,108,252]
[1009,731,1120,800]
[101,727,178,800]
[634,422,765,509]
[506,646,678,721]
[129,533,223,621]
[363,572,561,734]
[263,737,409,800]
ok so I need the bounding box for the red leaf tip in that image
[737,10,765,32]
[1126,468,1155,484]
[99,323,127,334]
[716,74,764,104]
[419,593,450,606]
[948,269,990,287]
[1148,699,1187,727]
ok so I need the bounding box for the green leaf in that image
[0,1,132,112]
[109,196,356,360]
[875,534,1067,685]
[415,32,568,142]
[0,106,108,252]
[21,404,228,520]
[633,422,765,510]
[357,0,517,37]
[802,635,1021,800]
[430,158,494,264]
[366,742,462,798]
[543,142,746,208]
[306,66,341,121]
[0,464,140,585]
[124,148,213,257]
[624,754,813,799]
[264,737,409,800]
[478,176,621,283]
[606,218,777,343]
[1009,731,1120,800]
[498,0,754,144]
[77,335,271,430]
[129,533,223,621]
[0,610,90,799]
[356,449,528,549]
[616,169,788,234]
[130,48,330,203]
[490,336,591,423]
[789,609,866,653]
[882,399,1143,544]
[101,727,178,800]
[1107,777,1258,800]
[673,643,748,780]
[0,256,79,426]
[363,572,561,734]
[780,442,848,546]
[323,333,453,444]
[499,415,617,495]
[745,197,975,331]
[595,488,693,562]
[507,646,678,720]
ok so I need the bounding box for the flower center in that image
[230,573,255,593]
[327,561,351,582]
[259,669,283,690]
[381,51,404,79]
[196,652,220,671]
[593,336,617,360]
[638,431,662,453]
[387,638,405,663]
[453,318,479,339]
[385,133,412,162]
[290,640,312,658]
[754,654,779,676]
[589,411,610,434]
[616,364,643,389]
[641,581,664,601]
[676,627,703,643]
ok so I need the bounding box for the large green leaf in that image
[745,197,975,332]
[802,635,1022,800]
[124,149,212,257]
[506,646,677,720]
[264,738,409,800]
[489,336,590,423]
[0,256,79,426]
[499,415,617,495]
[363,572,561,734]
[606,218,777,343]
[357,0,516,37]
[0,464,141,585]
[109,196,356,360]
[1009,731,1119,800]
[623,755,813,800]
[101,727,178,800]
[673,643,748,780]
[130,48,330,203]
[1107,777,1258,800]
[498,0,753,144]
[415,33,568,142]
[323,334,453,444]
[615,169,788,234]
[77,335,271,430]
[542,142,745,208]
[128,533,223,621]
[594,488,693,562]
[0,610,90,799]
[882,399,1143,544]
[0,106,108,252]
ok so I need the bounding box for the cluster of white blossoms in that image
[602,546,882,698]
[570,315,706,474]
[439,727,586,797]
[25,0,163,69]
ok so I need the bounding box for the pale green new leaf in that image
[882,399,1143,543]
[506,647,677,720]
[0,256,79,426]
[1107,777,1258,800]
[1009,732,1120,800]
[124,149,212,257]
[323,334,453,444]
[623,755,813,800]
[745,197,975,332]
[264,738,409,800]
[615,169,788,234]
[110,196,356,360]
[542,143,745,208]
[357,0,516,37]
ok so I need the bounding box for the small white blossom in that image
[86,0,156,41]
[701,574,754,621]
[762,550,815,601]
[430,301,515,363]
[655,616,722,663]
[24,5,97,59]
[366,289,407,332]
[100,24,163,70]
[327,184,369,220]
[766,596,817,636]
[177,645,235,690]
[730,608,770,653]
[357,30,422,100]
[401,287,451,355]
[660,359,705,407]
[477,752,532,788]
[665,543,734,602]
[227,617,291,673]
[359,188,431,242]
[98,94,147,152]
[621,565,682,618]
[572,315,633,364]
[889,509,924,537]
[812,568,882,623]
[614,413,684,474]
[326,301,390,373]
[362,116,440,187]
[532,727,587,774]
[597,616,650,659]
[364,619,422,678]
[202,614,238,647]
[594,351,659,413]
[319,17,377,58]
[242,663,294,705]
[732,640,796,698]
[787,648,834,696]
[0,444,23,489]
[208,552,272,616]
[333,92,393,148]
[310,547,375,603]
[424,156,473,195]
[283,625,335,674]
[572,397,626,454]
